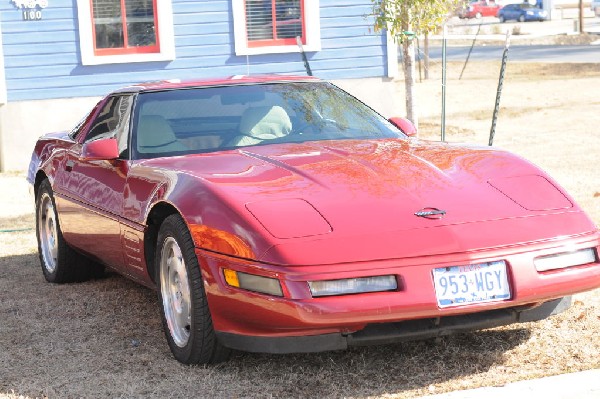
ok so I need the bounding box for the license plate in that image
[432,261,511,308]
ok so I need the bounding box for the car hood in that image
[141,139,594,265]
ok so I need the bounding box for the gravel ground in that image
[0,61,599,398]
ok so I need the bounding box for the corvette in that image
[28,76,600,364]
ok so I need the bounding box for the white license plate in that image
[432,261,511,308]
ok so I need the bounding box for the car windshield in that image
[131,82,404,159]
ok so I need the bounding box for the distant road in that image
[425,44,600,63]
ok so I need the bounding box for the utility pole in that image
[424,33,429,80]
[580,0,584,33]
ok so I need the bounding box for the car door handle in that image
[65,160,75,172]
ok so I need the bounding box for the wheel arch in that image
[33,170,49,199]
[144,201,182,284]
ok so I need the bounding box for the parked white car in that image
[592,0,600,17]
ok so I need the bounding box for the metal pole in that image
[441,25,447,142]
[489,31,511,146]
[459,23,482,80]
[296,36,313,76]
[417,36,422,83]
[579,0,584,33]
[424,33,430,80]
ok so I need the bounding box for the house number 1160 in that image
[23,10,42,20]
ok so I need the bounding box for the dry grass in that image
[1,62,600,398]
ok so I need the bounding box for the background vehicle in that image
[592,0,600,17]
[498,3,547,22]
[458,0,502,18]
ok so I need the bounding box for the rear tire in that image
[36,179,103,283]
[499,15,505,23]
[156,214,230,364]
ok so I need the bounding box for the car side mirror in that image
[389,117,417,137]
[81,137,119,160]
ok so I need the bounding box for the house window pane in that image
[93,0,124,49]
[245,0,303,44]
[91,0,158,51]
[126,0,157,47]
[275,0,302,39]
[246,0,273,40]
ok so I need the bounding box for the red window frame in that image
[245,0,306,48]
[90,0,161,56]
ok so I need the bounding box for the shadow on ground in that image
[0,250,531,398]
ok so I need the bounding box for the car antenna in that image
[296,36,313,76]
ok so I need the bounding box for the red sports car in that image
[28,76,600,364]
[458,0,502,19]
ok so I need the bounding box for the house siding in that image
[1,0,387,101]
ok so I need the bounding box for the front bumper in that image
[215,296,571,353]
[198,232,600,353]
[526,13,547,21]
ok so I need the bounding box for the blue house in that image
[0,0,399,171]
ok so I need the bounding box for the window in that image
[77,0,175,65]
[130,83,401,160]
[91,0,159,55]
[232,0,320,56]
[86,95,133,158]
[246,0,303,47]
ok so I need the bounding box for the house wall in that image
[0,0,399,171]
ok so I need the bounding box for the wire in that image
[0,227,34,233]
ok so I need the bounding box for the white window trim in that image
[232,0,321,56]
[76,0,176,66]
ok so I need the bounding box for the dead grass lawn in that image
[1,61,599,399]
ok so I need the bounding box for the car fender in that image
[127,165,269,261]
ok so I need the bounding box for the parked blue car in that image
[498,3,548,22]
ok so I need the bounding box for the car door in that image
[55,95,134,271]
[486,2,499,16]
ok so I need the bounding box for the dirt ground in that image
[1,59,599,398]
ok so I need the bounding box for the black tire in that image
[36,179,103,283]
[499,15,505,23]
[518,14,525,22]
[156,214,230,364]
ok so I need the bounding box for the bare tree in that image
[371,0,460,130]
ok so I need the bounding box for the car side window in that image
[85,95,133,158]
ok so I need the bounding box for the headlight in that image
[308,275,397,297]
[534,248,597,272]
[223,269,283,296]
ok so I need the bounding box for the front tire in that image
[156,214,230,364]
[518,14,526,22]
[36,179,102,283]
